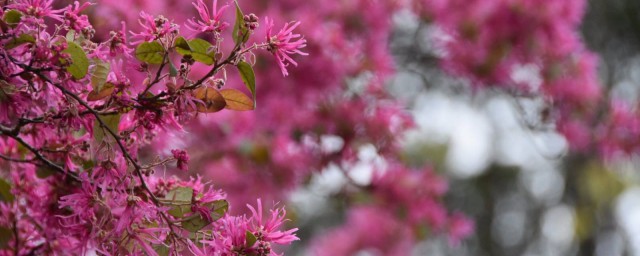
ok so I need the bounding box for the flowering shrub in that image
[2,0,622,254]
[0,0,304,254]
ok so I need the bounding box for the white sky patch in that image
[320,134,345,154]
[511,63,543,92]
[541,204,575,248]
[412,92,493,178]
[615,187,640,255]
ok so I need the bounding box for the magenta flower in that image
[8,0,63,21]
[171,149,190,171]
[63,1,93,32]
[247,199,299,245]
[130,11,179,45]
[264,17,308,76]
[186,0,230,33]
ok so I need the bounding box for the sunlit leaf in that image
[206,199,229,221]
[135,41,165,64]
[93,113,121,144]
[63,41,89,80]
[181,199,228,232]
[193,87,226,113]
[220,88,254,111]
[175,37,216,65]
[90,59,110,92]
[164,187,194,218]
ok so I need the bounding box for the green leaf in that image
[153,244,170,256]
[93,113,121,144]
[163,187,193,218]
[63,41,89,80]
[246,231,257,248]
[174,36,190,51]
[5,34,35,50]
[169,61,178,77]
[181,199,228,232]
[236,61,256,107]
[181,215,208,232]
[232,1,249,44]
[175,37,216,65]
[3,10,22,27]
[90,59,110,92]
[36,166,56,179]
[207,199,229,221]
[135,41,165,64]
[165,187,193,202]
[0,178,14,203]
[0,226,10,249]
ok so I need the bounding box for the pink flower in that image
[448,212,475,246]
[63,1,93,32]
[130,11,179,45]
[247,199,299,245]
[171,149,190,171]
[265,17,308,76]
[8,0,63,21]
[186,0,230,34]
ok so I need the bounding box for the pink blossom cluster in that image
[0,0,304,254]
[412,0,640,160]
[311,165,473,254]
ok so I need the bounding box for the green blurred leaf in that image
[0,226,10,249]
[0,179,14,203]
[90,59,110,92]
[3,10,22,27]
[36,166,56,179]
[206,199,229,221]
[246,231,257,248]
[93,114,121,144]
[169,61,178,77]
[63,41,89,80]
[181,199,228,232]
[135,41,165,64]
[236,61,256,107]
[153,244,170,256]
[5,34,35,50]
[163,187,193,218]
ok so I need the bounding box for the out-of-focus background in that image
[387,0,640,255]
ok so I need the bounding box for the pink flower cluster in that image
[0,0,305,254]
[412,0,640,160]
[311,165,473,254]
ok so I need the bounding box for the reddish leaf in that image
[220,88,254,111]
[87,82,115,101]
[193,87,226,113]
